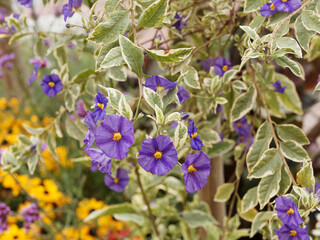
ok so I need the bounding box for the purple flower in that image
[75,100,87,119]
[145,75,177,92]
[41,74,63,97]
[85,148,112,174]
[260,3,277,17]
[273,80,286,94]
[18,0,33,8]
[83,112,96,149]
[0,53,15,69]
[217,133,224,144]
[181,112,189,120]
[43,39,52,46]
[274,224,309,240]
[201,58,215,72]
[62,0,82,22]
[170,121,178,129]
[272,0,301,13]
[104,168,129,193]
[20,203,41,231]
[67,42,76,49]
[177,86,190,104]
[188,120,203,151]
[92,91,108,122]
[181,151,211,193]
[233,117,250,135]
[93,115,134,160]
[0,202,10,233]
[214,57,232,77]
[275,196,303,226]
[28,57,49,85]
[172,13,187,34]
[307,183,320,194]
[138,135,178,176]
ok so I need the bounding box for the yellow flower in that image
[80,225,98,240]
[8,98,19,108]
[97,215,113,237]
[54,227,80,240]
[76,198,105,220]
[42,149,59,173]
[30,115,39,123]
[2,174,28,197]
[57,146,73,168]
[0,224,32,240]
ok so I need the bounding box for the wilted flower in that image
[188,120,203,151]
[75,100,87,119]
[104,168,129,193]
[172,13,187,34]
[214,57,232,77]
[273,80,286,94]
[18,0,32,8]
[181,151,211,193]
[85,148,112,174]
[92,91,108,122]
[41,74,63,97]
[233,117,253,147]
[274,224,309,240]
[177,86,190,104]
[145,75,177,93]
[260,3,277,17]
[28,57,49,85]
[20,203,41,231]
[138,135,178,176]
[275,196,303,226]
[201,58,215,72]
[0,202,10,233]
[272,0,301,13]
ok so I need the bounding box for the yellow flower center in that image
[154,151,162,159]
[286,208,294,215]
[290,230,297,236]
[97,103,104,109]
[157,85,164,92]
[237,122,242,127]
[113,132,122,141]
[191,132,198,139]
[222,65,229,71]
[282,0,288,2]
[270,3,275,10]
[48,82,55,87]
[188,164,197,173]
[114,178,119,184]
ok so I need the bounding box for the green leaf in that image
[114,213,144,225]
[258,171,281,209]
[99,46,124,70]
[231,86,257,122]
[87,11,129,44]
[154,105,164,124]
[301,10,320,33]
[180,210,218,228]
[137,0,168,27]
[208,139,235,158]
[241,187,258,213]
[144,47,194,63]
[246,138,272,173]
[71,69,96,83]
[256,121,272,141]
[143,87,163,110]
[53,46,67,68]
[223,69,238,84]
[23,124,45,135]
[181,65,200,89]
[250,211,273,238]
[249,15,265,30]
[240,25,259,41]
[65,118,86,141]
[27,154,38,175]
[64,91,75,112]
[280,140,310,162]
[164,112,180,125]
[174,122,188,149]
[274,56,304,79]
[96,42,119,70]
[276,37,302,58]
[119,35,144,78]
[107,66,127,82]
[9,32,30,45]
[294,15,315,52]
[244,0,263,13]
[314,81,320,92]
[296,162,315,188]
[214,183,235,203]
[278,166,292,195]
[46,131,57,157]
[199,128,221,145]
[276,124,310,145]
[84,203,135,222]
[105,0,122,16]
[248,148,282,179]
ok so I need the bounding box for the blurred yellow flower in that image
[54,227,80,240]
[76,198,105,220]
[0,224,32,240]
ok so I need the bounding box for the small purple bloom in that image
[181,112,189,120]
[0,53,15,69]
[43,39,52,46]
[85,148,112,174]
[145,75,177,92]
[307,183,320,194]
[217,133,224,144]
[214,57,232,77]
[188,120,203,151]
[83,111,97,149]
[138,135,178,176]
[170,121,178,129]
[181,151,211,193]
[233,117,250,135]
[92,91,108,122]
[260,3,277,17]
[0,202,10,233]
[177,86,190,104]
[275,196,303,226]
[18,0,33,8]
[28,57,49,85]
[272,0,301,13]
[93,115,134,160]
[41,74,63,97]
[201,58,215,72]
[67,42,76,48]
[62,0,82,22]
[172,13,187,34]
[75,100,87,119]
[274,224,309,240]
[104,168,129,193]
[273,80,286,94]
[20,203,41,231]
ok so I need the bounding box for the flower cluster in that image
[0,202,10,233]
[20,203,41,231]
[233,116,253,148]
[261,0,301,17]
[274,196,310,239]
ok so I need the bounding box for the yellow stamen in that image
[191,132,198,139]
[113,132,122,141]
[290,230,297,236]
[188,164,197,173]
[157,85,164,92]
[97,103,104,109]
[154,151,162,159]
[48,82,55,87]
[237,122,242,127]
[222,65,229,71]
[270,3,275,11]
[286,208,294,215]
[240,136,245,141]
[114,178,119,184]
[282,0,288,2]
